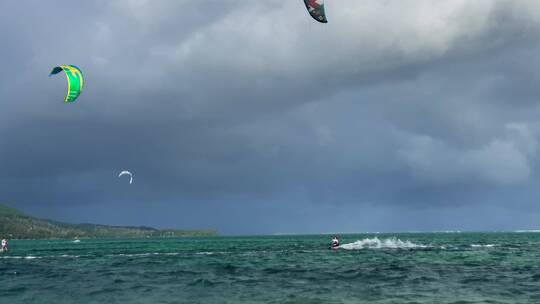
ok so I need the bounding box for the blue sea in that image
[2,233,540,303]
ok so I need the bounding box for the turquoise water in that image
[1,233,540,303]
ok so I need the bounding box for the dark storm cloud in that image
[2,0,540,234]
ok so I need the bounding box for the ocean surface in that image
[1,233,540,303]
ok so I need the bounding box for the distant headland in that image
[0,204,217,239]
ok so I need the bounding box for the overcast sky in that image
[2,0,540,234]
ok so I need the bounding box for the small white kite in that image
[118,170,133,184]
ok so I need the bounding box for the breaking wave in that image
[340,237,428,250]
[0,255,39,259]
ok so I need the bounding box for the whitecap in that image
[339,237,428,250]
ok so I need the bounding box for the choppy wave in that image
[340,237,428,250]
[2,252,218,260]
[471,244,496,248]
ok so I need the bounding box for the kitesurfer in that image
[1,239,8,252]
[331,235,340,249]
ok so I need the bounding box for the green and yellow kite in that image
[49,65,84,103]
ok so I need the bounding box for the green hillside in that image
[0,204,26,217]
[0,204,217,239]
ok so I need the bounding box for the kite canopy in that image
[118,170,133,184]
[303,0,327,23]
[49,65,84,103]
